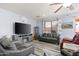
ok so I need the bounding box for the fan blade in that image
[49,3,63,6]
[54,5,63,13]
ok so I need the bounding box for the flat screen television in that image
[15,22,31,34]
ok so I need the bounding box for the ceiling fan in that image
[49,3,74,13]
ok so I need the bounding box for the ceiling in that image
[0,3,79,20]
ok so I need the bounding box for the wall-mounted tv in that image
[15,22,31,34]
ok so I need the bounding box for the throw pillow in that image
[0,35,12,48]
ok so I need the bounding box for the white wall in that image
[0,8,36,38]
[59,16,75,38]
[36,20,43,35]
[59,16,76,43]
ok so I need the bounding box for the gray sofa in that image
[39,32,60,44]
[0,35,34,56]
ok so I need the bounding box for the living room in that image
[0,2,79,56]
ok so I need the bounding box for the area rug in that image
[32,40,61,56]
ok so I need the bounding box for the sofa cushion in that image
[72,33,79,44]
[14,42,32,50]
[63,43,79,51]
[0,35,12,49]
[61,49,73,56]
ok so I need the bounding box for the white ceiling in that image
[0,3,79,20]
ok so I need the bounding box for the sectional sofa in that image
[0,35,34,56]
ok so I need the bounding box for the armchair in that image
[60,33,79,56]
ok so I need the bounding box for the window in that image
[45,22,51,33]
[43,21,58,33]
[52,21,58,32]
[43,21,51,33]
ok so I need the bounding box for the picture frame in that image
[62,22,73,29]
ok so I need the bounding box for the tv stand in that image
[13,34,32,42]
[19,34,32,42]
[19,34,32,37]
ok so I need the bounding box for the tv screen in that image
[15,22,31,34]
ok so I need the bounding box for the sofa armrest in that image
[63,38,73,42]
[60,38,73,49]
